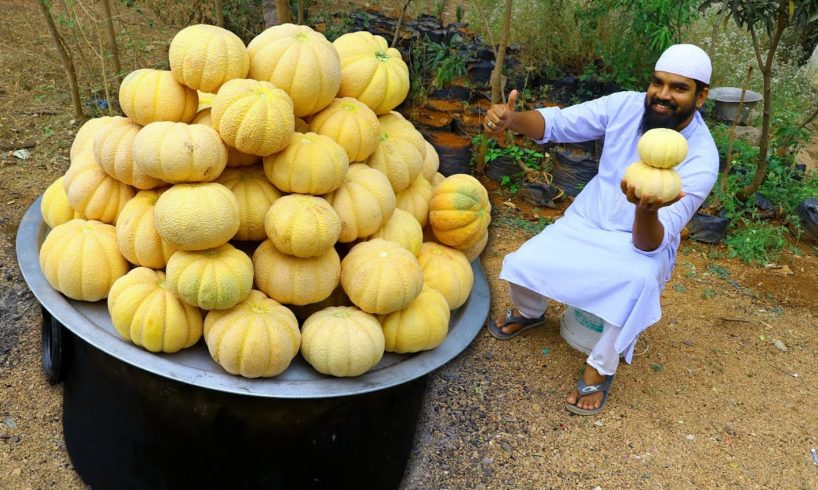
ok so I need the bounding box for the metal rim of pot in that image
[17,197,491,400]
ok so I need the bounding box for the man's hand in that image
[619,178,685,212]
[484,90,519,133]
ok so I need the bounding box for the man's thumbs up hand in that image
[485,89,519,133]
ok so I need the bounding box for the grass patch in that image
[492,208,552,236]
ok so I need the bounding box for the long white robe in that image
[499,91,719,362]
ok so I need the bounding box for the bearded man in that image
[483,44,719,415]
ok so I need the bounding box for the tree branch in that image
[37,0,84,119]
[719,65,753,196]
[738,0,789,199]
[100,0,123,89]
[391,0,412,48]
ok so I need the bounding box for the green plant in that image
[499,175,521,194]
[407,38,467,100]
[573,0,701,90]
[710,121,818,237]
[725,220,789,265]
[472,134,544,170]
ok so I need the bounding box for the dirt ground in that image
[1,1,818,488]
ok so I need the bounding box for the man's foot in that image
[496,309,524,335]
[565,365,608,411]
[486,309,547,340]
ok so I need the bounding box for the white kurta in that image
[499,91,719,362]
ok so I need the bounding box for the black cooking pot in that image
[17,199,490,489]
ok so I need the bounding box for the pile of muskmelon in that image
[38,23,492,379]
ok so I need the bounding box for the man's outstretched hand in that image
[620,178,685,212]
[484,89,519,134]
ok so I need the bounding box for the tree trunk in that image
[489,0,513,105]
[100,0,122,89]
[738,0,788,199]
[392,0,412,48]
[276,0,292,24]
[214,0,224,27]
[476,0,513,177]
[38,0,84,119]
[297,0,304,24]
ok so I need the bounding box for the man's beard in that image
[639,95,696,134]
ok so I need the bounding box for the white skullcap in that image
[655,44,712,84]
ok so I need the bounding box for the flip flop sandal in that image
[486,309,546,340]
[565,374,615,416]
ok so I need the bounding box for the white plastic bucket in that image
[559,306,614,355]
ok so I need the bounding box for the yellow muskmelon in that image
[70,116,116,160]
[430,171,445,187]
[380,285,450,353]
[636,128,689,169]
[370,208,423,257]
[154,182,240,250]
[119,68,198,125]
[377,112,427,160]
[324,163,396,242]
[263,132,349,195]
[166,243,254,310]
[455,229,488,262]
[340,238,423,314]
[41,177,83,228]
[169,24,250,93]
[197,91,215,111]
[204,290,300,378]
[429,173,491,249]
[300,306,384,377]
[263,194,341,258]
[366,129,423,193]
[63,150,135,225]
[93,116,165,189]
[333,31,409,115]
[211,78,294,156]
[247,24,341,117]
[421,141,440,180]
[133,121,228,183]
[287,286,352,324]
[395,175,433,227]
[216,166,281,242]
[417,242,474,309]
[309,97,380,162]
[39,219,128,301]
[191,108,260,167]
[108,268,202,353]
[116,189,179,269]
[623,160,682,203]
[253,239,340,305]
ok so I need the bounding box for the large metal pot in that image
[708,87,763,125]
[17,198,490,489]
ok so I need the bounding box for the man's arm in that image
[620,179,685,252]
